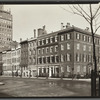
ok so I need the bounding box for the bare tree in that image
[60,4,100,96]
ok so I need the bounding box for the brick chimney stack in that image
[34,29,36,38]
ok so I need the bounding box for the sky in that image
[4,4,100,42]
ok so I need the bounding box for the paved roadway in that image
[0,77,91,97]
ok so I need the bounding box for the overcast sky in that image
[4,4,100,42]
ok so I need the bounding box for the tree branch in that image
[59,6,73,14]
[78,4,91,18]
[73,5,90,23]
[93,5,100,19]
[95,25,100,33]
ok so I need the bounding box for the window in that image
[61,35,64,41]
[67,43,70,50]
[61,44,64,51]
[55,55,59,63]
[42,39,44,45]
[50,46,53,53]
[47,56,50,63]
[83,54,86,62]
[55,45,58,52]
[61,54,64,62]
[88,37,91,43]
[89,46,91,52]
[38,49,41,54]
[77,65,80,72]
[55,36,58,42]
[67,66,70,72]
[88,55,91,62]
[83,45,86,51]
[67,53,70,61]
[50,37,53,43]
[38,40,40,46]
[46,47,49,53]
[50,55,53,63]
[46,38,48,44]
[67,34,70,39]
[76,33,80,39]
[76,53,79,62]
[42,48,44,54]
[77,43,80,50]
[83,35,86,41]
[83,66,86,73]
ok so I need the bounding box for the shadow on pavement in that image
[0,92,14,97]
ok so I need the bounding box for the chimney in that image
[20,38,22,42]
[66,23,70,28]
[61,23,64,30]
[38,28,43,37]
[34,29,36,38]
[43,25,45,30]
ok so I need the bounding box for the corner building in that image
[37,25,100,78]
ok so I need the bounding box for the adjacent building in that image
[2,44,21,76]
[20,39,28,77]
[37,26,59,77]
[0,5,13,52]
[28,36,37,77]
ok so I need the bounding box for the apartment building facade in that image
[20,40,28,77]
[37,25,100,78]
[37,31,59,77]
[2,44,21,76]
[28,37,37,77]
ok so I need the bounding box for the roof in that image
[38,26,100,38]
[20,40,28,44]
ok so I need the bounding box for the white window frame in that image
[84,55,86,62]
[42,48,44,54]
[46,38,48,44]
[42,39,44,45]
[55,45,58,52]
[50,46,53,53]
[61,54,64,62]
[76,33,80,39]
[50,37,53,43]
[83,35,86,41]
[77,43,80,50]
[61,44,64,51]
[83,45,86,51]
[89,37,91,43]
[67,34,70,39]
[55,36,58,42]
[67,66,70,72]
[61,35,64,41]
[67,53,70,61]
[67,43,70,50]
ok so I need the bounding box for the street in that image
[0,77,91,97]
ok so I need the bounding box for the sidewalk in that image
[0,75,91,82]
